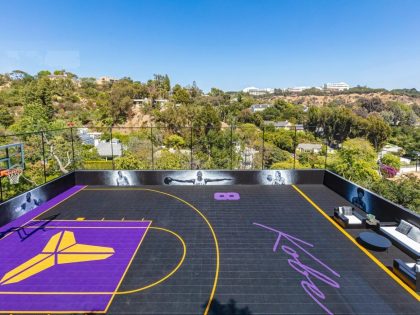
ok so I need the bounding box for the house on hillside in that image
[96,76,116,85]
[264,120,304,131]
[250,104,272,113]
[379,144,404,158]
[296,143,323,154]
[133,98,149,106]
[96,139,122,159]
[77,128,103,146]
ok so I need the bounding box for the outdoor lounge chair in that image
[393,259,420,292]
[333,206,366,229]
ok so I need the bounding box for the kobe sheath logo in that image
[0,231,114,285]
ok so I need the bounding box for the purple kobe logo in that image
[253,222,340,315]
[214,192,240,200]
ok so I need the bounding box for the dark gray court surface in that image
[35,185,420,315]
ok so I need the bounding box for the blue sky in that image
[1,0,419,91]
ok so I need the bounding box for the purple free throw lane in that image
[0,220,151,312]
[0,185,86,233]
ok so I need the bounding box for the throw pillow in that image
[342,207,353,216]
[407,225,420,243]
[396,220,412,235]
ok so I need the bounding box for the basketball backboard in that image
[0,143,25,173]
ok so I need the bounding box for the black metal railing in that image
[0,124,361,201]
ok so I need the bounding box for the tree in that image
[24,77,55,119]
[264,128,294,152]
[0,106,14,127]
[329,138,380,185]
[164,134,186,149]
[359,97,385,113]
[37,70,51,77]
[263,143,292,168]
[8,70,32,81]
[371,174,420,213]
[387,101,417,126]
[106,79,137,123]
[155,149,189,169]
[172,84,191,104]
[114,151,148,170]
[365,114,391,149]
[11,102,50,132]
[306,106,357,146]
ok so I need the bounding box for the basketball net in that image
[7,168,23,185]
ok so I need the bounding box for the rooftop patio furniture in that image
[393,259,420,292]
[333,206,366,229]
[379,220,420,259]
[358,231,392,251]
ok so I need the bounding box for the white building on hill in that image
[243,87,275,96]
[250,104,272,113]
[324,82,350,91]
[97,76,116,85]
[286,86,313,93]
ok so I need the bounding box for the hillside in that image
[261,92,420,107]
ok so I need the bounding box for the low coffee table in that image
[358,231,392,251]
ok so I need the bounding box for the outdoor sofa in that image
[380,220,420,259]
[333,206,366,229]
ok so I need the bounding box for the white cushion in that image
[345,215,362,225]
[381,226,420,253]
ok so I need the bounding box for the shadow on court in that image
[203,299,253,315]
[0,214,59,241]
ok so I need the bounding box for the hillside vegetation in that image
[0,70,419,212]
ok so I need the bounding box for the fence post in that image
[190,126,193,170]
[150,126,154,169]
[0,177,3,202]
[70,127,76,171]
[230,125,233,170]
[261,126,265,170]
[40,131,47,183]
[110,127,115,170]
[324,141,328,169]
[293,126,297,169]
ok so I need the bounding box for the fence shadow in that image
[203,298,253,315]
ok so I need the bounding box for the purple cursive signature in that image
[253,222,340,315]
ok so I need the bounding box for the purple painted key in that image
[214,192,240,200]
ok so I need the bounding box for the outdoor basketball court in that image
[0,184,418,314]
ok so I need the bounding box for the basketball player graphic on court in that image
[15,192,42,214]
[266,171,286,185]
[115,170,130,186]
[164,171,232,185]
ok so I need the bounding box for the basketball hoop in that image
[6,168,23,185]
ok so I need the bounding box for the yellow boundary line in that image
[115,226,186,294]
[84,187,220,315]
[292,184,420,301]
[104,220,152,312]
